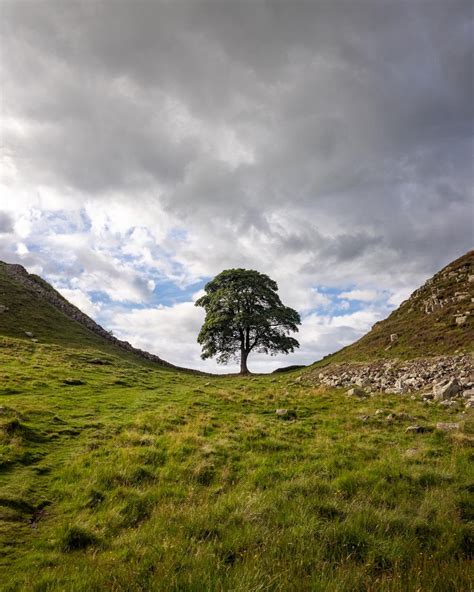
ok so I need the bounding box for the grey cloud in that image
[0,212,13,234]
[1,0,472,293]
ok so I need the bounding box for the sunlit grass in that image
[0,337,472,591]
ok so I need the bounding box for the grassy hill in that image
[313,251,474,367]
[0,262,117,350]
[0,258,473,591]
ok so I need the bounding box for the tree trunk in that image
[240,349,249,374]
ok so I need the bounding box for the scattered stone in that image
[390,333,398,343]
[436,422,460,431]
[455,315,467,326]
[462,389,474,399]
[346,387,366,397]
[31,338,39,343]
[438,399,458,408]
[387,412,413,421]
[275,408,296,419]
[63,378,86,386]
[25,331,34,338]
[465,399,474,409]
[304,354,473,396]
[433,378,462,401]
[0,305,8,313]
[375,409,385,415]
[406,425,427,434]
[87,358,112,365]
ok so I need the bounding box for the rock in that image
[406,425,427,434]
[31,338,39,343]
[433,378,462,401]
[438,399,458,407]
[455,315,467,326]
[346,387,366,397]
[87,358,112,365]
[436,422,460,431]
[306,354,473,397]
[375,409,385,415]
[275,408,296,419]
[25,331,34,338]
[385,387,403,394]
[465,399,474,409]
[390,333,398,343]
[387,412,413,421]
[462,388,474,398]
[63,378,86,386]
[0,305,8,313]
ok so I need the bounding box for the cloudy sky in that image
[1,1,472,372]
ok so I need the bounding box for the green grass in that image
[0,337,472,591]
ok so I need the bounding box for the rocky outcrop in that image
[2,262,205,374]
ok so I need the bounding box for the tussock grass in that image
[0,338,473,591]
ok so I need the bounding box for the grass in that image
[0,337,473,591]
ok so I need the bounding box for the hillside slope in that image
[316,250,474,366]
[0,261,198,372]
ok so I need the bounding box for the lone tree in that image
[195,269,301,374]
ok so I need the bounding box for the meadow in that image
[0,337,472,591]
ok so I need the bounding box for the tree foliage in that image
[195,269,301,373]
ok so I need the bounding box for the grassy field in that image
[0,337,472,591]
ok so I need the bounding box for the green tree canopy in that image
[195,269,301,374]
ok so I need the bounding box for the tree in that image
[195,269,301,374]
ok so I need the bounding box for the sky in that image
[0,0,473,373]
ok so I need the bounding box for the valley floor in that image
[0,338,473,591]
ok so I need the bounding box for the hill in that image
[0,261,198,373]
[315,250,474,366]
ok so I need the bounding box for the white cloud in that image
[338,289,380,302]
[387,287,415,307]
[59,288,102,318]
